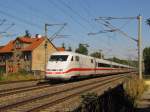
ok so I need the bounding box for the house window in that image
[24,52,31,61]
[15,41,21,49]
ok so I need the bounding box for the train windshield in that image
[49,55,68,61]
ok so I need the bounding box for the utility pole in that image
[99,49,103,59]
[45,24,48,37]
[44,23,49,73]
[137,15,142,79]
[89,15,143,79]
[44,23,68,72]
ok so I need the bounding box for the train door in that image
[94,58,97,75]
[75,55,80,76]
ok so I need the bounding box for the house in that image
[57,47,65,51]
[0,35,58,74]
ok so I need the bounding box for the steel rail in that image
[0,84,52,97]
[0,74,129,111]
[0,79,42,85]
[27,75,127,112]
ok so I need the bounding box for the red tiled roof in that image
[18,37,38,43]
[22,38,45,51]
[0,41,14,53]
[0,37,45,53]
[57,47,65,51]
[0,46,4,49]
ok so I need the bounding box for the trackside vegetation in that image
[124,76,148,107]
[0,69,42,82]
[143,47,150,74]
[74,76,147,112]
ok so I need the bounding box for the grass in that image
[124,76,148,107]
[0,70,42,82]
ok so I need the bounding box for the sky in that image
[0,0,150,60]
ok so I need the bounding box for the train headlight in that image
[58,69,63,71]
[47,69,63,71]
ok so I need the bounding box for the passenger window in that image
[91,59,93,63]
[98,63,110,67]
[75,56,79,61]
[71,56,73,61]
[98,63,101,67]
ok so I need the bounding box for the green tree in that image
[143,47,150,74]
[90,52,104,59]
[146,18,150,26]
[107,57,138,67]
[75,43,88,55]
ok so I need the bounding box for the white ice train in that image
[45,51,134,80]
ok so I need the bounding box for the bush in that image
[0,76,3,81]
[0,70,39,82]
[124,77,148,107]
[80,92,99,112]
[18,69,29,75]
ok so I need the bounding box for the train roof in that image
[51,51,134,68]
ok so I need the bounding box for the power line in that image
[97,17,136,20]
[48,0,89,32]
[45,23,68,41]
[59,0,94,30]
[79,0,93,17]
[3,23,15,33]
[16,0,57,23]
[119,19,134,30]
[95,19,137,42]
[0,9,42,29]
[0,19,6,26]
[88,17,137,60]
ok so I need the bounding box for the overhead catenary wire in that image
[0,9,42,30]
[48,0,89,32]
[2,23,15,33]
[16,0,57,23]
[95,19,137,42]
[0,19,6,26]
[97,17,137,20]
[88,17,137,59]
[59,0,94,30]
[48,23,67,41]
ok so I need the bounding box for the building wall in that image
[32,39,57,71]
[6,59,31,73]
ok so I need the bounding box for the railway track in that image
[0,79,42,85]
[0,73,129,112]
[28,75,126,112]
[0,79,45,92]
[0,84,52,97]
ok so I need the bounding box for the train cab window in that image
[98,63,101,67]
[91,59,93,63]
[75,56,79,61]
[49,55,68,61]
[71,56,73,61]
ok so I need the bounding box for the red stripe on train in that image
[46,67,116,74]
